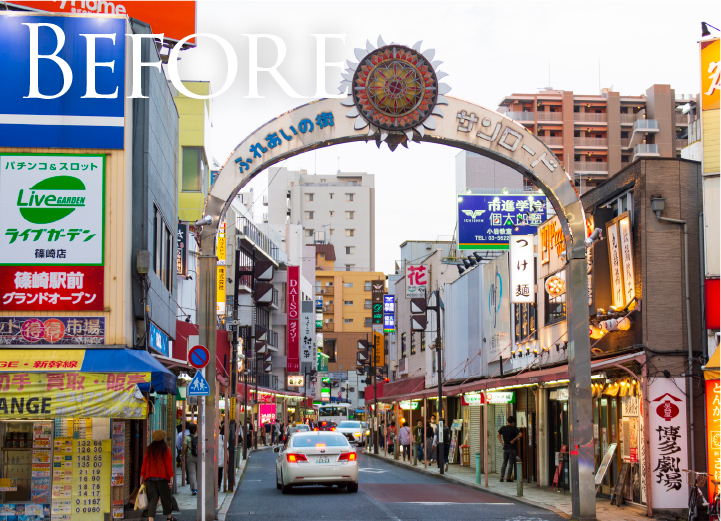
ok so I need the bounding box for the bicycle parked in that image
[682,469,720,521]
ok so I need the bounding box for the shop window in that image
[154,205,173,292]
[410,332,416,355]
[181,146,206,192]
[544,271,566,325]
[401,333,407,358]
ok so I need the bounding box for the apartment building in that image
[479,84,694,192]
[314,244,385,374]
[265,168,375,271]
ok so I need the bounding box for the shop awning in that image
[704,345,720,381]
[0,348,176,394]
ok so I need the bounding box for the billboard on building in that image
[458,194,547,250]
[300,301,314,365]
[0,15,126,149]
[287,266,300,372]
[177,222,188,277]
[7,1,197,43]
[482,253,511,361]
[405,264,427,299]
[0,154,105,266]
[0,265,103,311]
[509,235,534,303]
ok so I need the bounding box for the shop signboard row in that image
[0,372,149,419]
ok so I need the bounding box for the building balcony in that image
[255,325,279,348]
[622,119,659,150]
[621,137,631,148]
[538,136,563,147]
[322,304,334,313]
[574,113,607,123]
[620,113,636,124]
[318,286,334,295]
[268,288,279,310]
[537,112,563,122]
[574,161,609,173]
[235,216,283,264]
[246,368,278,390]
[574,137,608,147]
[676,138,688,149]
[634,119,659,132]
[633,144,660,161]
[504,111,535,122]
[322,323,335,333]
[675,114,689,126]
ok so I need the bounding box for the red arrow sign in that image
[652,392,682,402]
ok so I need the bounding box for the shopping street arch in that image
[196,40,596,521]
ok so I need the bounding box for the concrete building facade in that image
[265,168,375,271]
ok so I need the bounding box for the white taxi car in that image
[275,431,359,493]
[335,420,368,446]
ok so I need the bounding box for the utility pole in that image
[228,243,241,489]
[427,290,444,475]
[372,332,378,455]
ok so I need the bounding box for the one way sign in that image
[188,372,210,396]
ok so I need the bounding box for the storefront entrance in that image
[548,395,569,489]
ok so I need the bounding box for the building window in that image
[326,282,333,286]
[346,229,355,237]
[305,193,314,202]
[346,246,355,254]
[603,190,634,221]
[345,211,355,219]
[544,270,566,325]
[364,281,372,291]
[421,334,426,351]
[329,211,334,217]
[154,205,172,292]
[344,300,353,305]
[304,229,314,237]
[358,391,365,399]
[364,299,371,309]
[345,264,354,271]
[343,282,353,288]
[346,193,354,202]
[411,332,416,355]
[329,193,334,199]
[401,333,407,358]
[320,179,326,183]
[344,318,353,324]
[304,211,314,219]
[181,146,206,192]
[364,317,371,327]
[329,229,334,236]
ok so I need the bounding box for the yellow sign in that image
[217,226,226,262]
[71,439,111,521]
[229,397,236,421]
[0,349,86,371]
[373,332,384,367]
[217,265,226,315]
[701,38,720,111]
[0,372,149,418]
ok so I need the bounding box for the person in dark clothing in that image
[497,416,522,482]
[433,421,450,471]
[245,420,254,450]
[377,421,385,449]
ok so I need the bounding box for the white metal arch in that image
[197,96,596,521]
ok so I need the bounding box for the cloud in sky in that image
[175,0,714,274]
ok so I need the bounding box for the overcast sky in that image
[176,0,716,274]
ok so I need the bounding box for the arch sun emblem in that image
[340,36,451,150]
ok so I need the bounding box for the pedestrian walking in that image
[140,429,176,521]
[245,420,254,450]
[181,424,198,495]
[428,415,438,463]
[497,415,522,482]
[377,421,385,449]
[218,426,225,491]
[412,419,424,462]
[425,422,435,463]
[433,421,450,472]
[175,424,189,483]
[399,422,412,461]
[264,421,272,446]
[273,420,280,445]
[387,421,396,452]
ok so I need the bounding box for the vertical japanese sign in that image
[177,222,188,277]
[457,194,547,250]
[482,253,511,360]
[605,220,624,309]
[372,280,384,325]
[0,154,105,265]
[217,222,226,315]
[300,301,315,365]
[509,235,534,303]
[648,378,689,509]
[287,266,300,372]
[405,264,427,298]
[706,379,720,500]
[373,331,384,368]
[617,213,635,304]
[701,38,720,111]
[383,295,395,332]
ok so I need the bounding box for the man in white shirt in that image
[176,424,189,483]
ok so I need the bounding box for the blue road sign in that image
[188,371,210,396]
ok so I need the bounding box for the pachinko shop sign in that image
[0,372,149,419]
[0,317,105,345]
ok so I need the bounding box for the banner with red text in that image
[0,266,103,311]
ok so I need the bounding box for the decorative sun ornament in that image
[340,36,451,151]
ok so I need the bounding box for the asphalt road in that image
[217,447,566,521]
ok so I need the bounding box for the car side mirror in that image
[273,447,280,453]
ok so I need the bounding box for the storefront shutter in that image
[469,405,480,469]
[490,404,507,474]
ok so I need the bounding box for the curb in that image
[363,451,571,520]
[217,455,250,521]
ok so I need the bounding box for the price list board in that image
[71,440,111,521]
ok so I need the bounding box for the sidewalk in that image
[173,448,253,521]
[364,449,652,521]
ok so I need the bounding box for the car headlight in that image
[353,432,361,438]
[365,430,370,436]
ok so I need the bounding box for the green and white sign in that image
[0,154,105,266]
[485,391,516,404]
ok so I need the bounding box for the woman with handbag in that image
[140,430,177,521]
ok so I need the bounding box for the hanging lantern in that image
[617,317,632,331]
[590,325,604,340]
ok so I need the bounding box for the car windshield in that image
[318,407,346,417]
[296,425,310,431]
[337,421,362,429]
[292,434,349,448]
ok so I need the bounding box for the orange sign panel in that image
[8,1,196,43]
[706,379,720,500]
[701,38,720,111]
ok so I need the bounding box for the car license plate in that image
[316,457,330,464]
